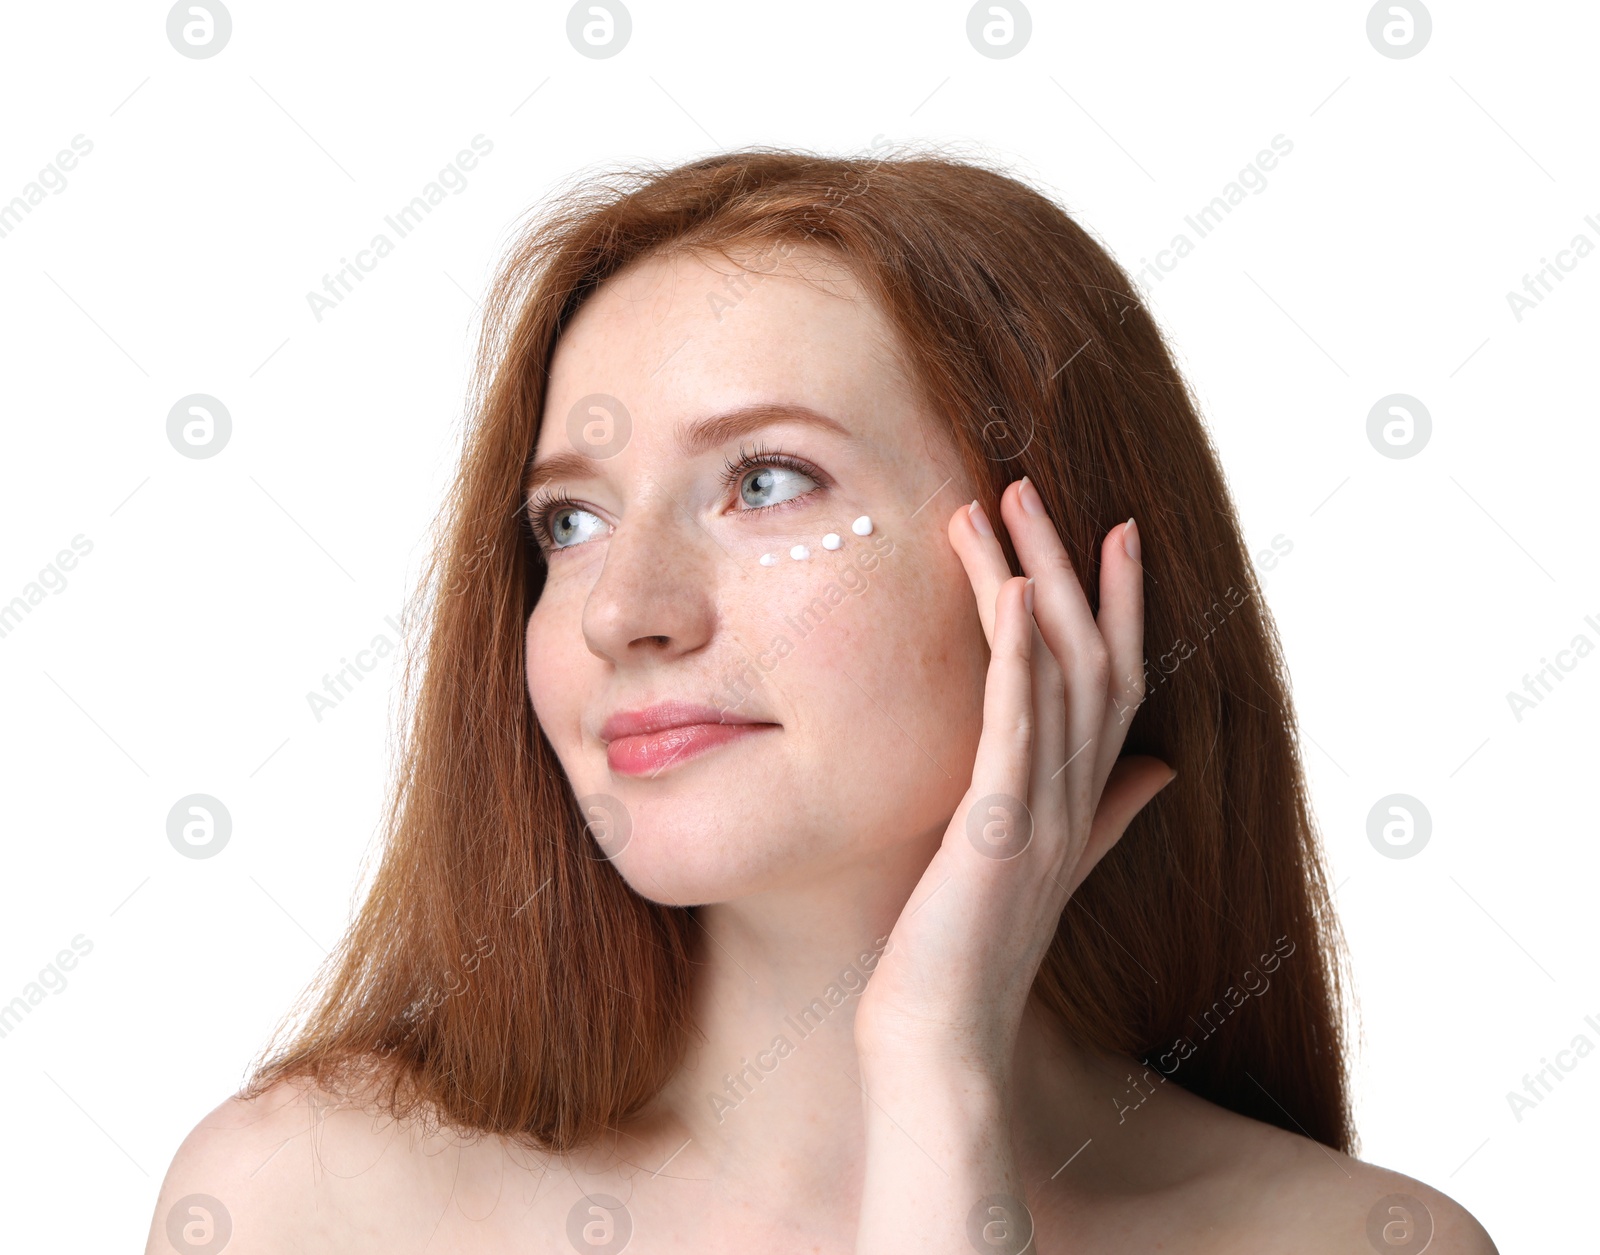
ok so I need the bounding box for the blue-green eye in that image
[736,462,817,509]
[527,489,607,554]
[722,442,826,512]
[527,443,827,557]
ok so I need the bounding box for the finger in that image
[1094,519,1147,748]
[961,576,1036,857]
[1022,581,1068,853]
[1065,755,1175,894]
[947,497,1014,649]
[997,478,1110,813]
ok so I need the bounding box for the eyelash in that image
[525,441,828,554]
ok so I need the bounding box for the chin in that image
[607,833,788,907]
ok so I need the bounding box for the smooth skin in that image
[145,246,1496,1253]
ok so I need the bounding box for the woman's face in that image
[523,243,989,905]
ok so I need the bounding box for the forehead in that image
[534,243,918,458]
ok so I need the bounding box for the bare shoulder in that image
[144,1066,559,1253]
[1224,1119,1499,1254]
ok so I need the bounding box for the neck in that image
[619,835,1151,1212]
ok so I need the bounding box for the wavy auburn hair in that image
[240,144,1356,1156]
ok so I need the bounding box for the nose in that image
[580,492,719,667]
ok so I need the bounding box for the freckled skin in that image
[157,245,1497,1255]
[523,245,989,907]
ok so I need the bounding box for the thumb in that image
[1069,755,1176,893]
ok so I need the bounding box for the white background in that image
[1,1,1594,1249]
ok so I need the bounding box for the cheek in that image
[737,527,986,774]
[524,598,582,751]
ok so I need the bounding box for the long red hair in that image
[240,144,1356,1156]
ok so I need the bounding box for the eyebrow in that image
[523,402,854,497]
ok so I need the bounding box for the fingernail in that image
[1122,517,1140,561]
[968,499,994,538]
[1023,577,1035,615]
[1019,476,1047,517]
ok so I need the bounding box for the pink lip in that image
[600,701,778,777]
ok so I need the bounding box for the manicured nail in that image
[1023,577,1036,615]
[1122,517,1140,561]
[968,499,994,538]
[1018,475,1047,517]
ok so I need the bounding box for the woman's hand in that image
[854,476,1175,1080]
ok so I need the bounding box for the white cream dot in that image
[759,553,777,566]
[790,545,810,560]
[851,515,873,536]
[822,533,842,550]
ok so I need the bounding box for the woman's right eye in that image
[530,493,608,554]
[546,505,608,552]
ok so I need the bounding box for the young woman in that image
[147,148,1496,1253]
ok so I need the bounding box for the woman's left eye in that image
[720,444,827,514]
[736,462,818,510]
